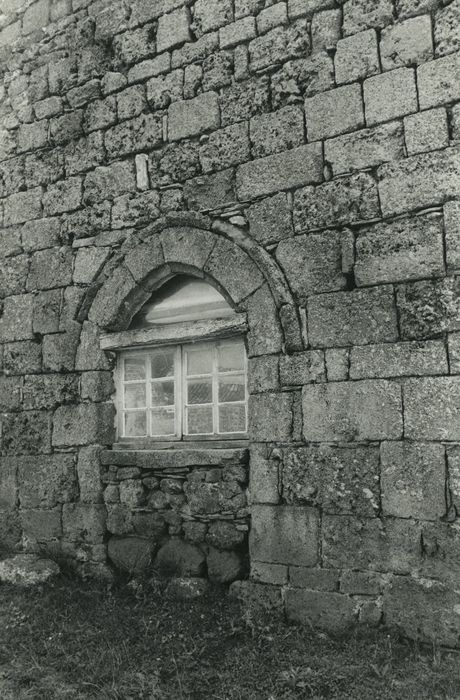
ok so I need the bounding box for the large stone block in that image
[250,504,319,566]
[52,403,115,447]
[364,67,417,125]
[219,16,256,48]
[302,380,402,442]
[204,236,263,303]
[27,247,73,290]
[219,76,270,126]
[248,22,310,71]
[183,479,246,515]
[322,515,422,573]
[383,575,460,647]
[21,509,62,542]
[199,122,250,173]
[434,0,460,56]
[3,188,42,226]
[294,172,380,231]
[325,122,404,175]
[248,392,294,441]
[285,589,357,632]
[146,70,183,111]
[0,457,17,509]
[207,548,245,583]
[84,161,136,204]
[378,148,460,216]
[282,444,380,516]
[150,140,201,186]
[88,265,142,329]
[397,278,460,339]
[1,411,52,455]
[404,377,460,441]
[22,374,79,410]
[420,521,460,585]
[276,230,349,298]
[236,142,323,200]
[308,287,398,348]
[417,52,460,109]
[334,29,379,83]
[108,537,156,574]
[3,341,41,375]
[279,350,325,386]
[83,96,117,133]
[0,254,28,297]
[305,83,364,140]
[350,340,448,379]
[404,107,449,155]
[271,53,335,107]
[104,114,163,158]
[168,92,220,141]
[380,15,433,71]
[246,192,293,244]
[62,503,106,543]
[343,0,394,35]
[354,214,444,285]
[193,0,233,35]
[0,294,34,341]
[16,454,77,508]
[250,106,304,159]
[156,539,206,577]
[249,444,280,504]
[112,25,156,66]
[157,6,191,52]
[381,441,446,520]
[77,445,103,504]
[245,284,283,356]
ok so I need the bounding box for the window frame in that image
[115,336,248,444]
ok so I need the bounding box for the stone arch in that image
[80,212,303,356]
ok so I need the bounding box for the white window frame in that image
[116,337,248,442]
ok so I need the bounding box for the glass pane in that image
[187,378,212,405]
[186,347,213,375]
[124,411,147,437]
[124,357,146,381]
[151,380,175,407]
[124,384,146,409]
[219,404,246,433]
[151,408,175,436]
[186,406,213,435]
[218,375,245,403]
[151,349,175,378]
[218,342,245,371]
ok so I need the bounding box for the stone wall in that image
[0,0,460,645]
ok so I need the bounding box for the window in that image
[110,276,248,442]
[117,338,247,439]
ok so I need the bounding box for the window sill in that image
[100,443,249,470]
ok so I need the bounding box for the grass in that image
[0,574,459,699]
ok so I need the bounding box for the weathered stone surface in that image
[340,570,383,595]
[434,0,460,56]
[378,148,460,216]
[404,377,460,441]
[305,83,364,140]
[220,16,256,48]
[323,515,422,573]
[146,70,183,111]
[250,505,318,566]
[112,24,156,66]
[21,508,62,542]
[354,214,444,285]
[334,29,379,83]
[62,503,106,543]
[15,454,77,508]
[308,287,398,348]
[157,6,191,53]
[384,575,460,647]
[449,333,460,374]
[53,403,115,447]
[311,8,341,51]
[108,537,155,574]
[302,380,403,441]
[207,548,245,583]
[2,411,52,455]
[22,374,79,410]
[380,15,433,71]
[77,445,103,504]
[246,192,292,244]
[204,236,263,303]
[397,278,460,339]
[343,0,394,36]
[84,161,136,204]
[3,188,42,226]
[0,254,28,297]
[27,246,73,290]
[199,122,250,173]
[381,442,446,520]
[0,294,34,342]
[294,173,380,231]
[245,284,283,356]
[364,67,417,126]
[285,589,357,631]
[0,554,60,586]
[206,521,245,550]
[325,122,404,175]
[249,444,280,505]
[279,350,325,386]
[417,52,460,109]
[257,3,288,34]
[325,348,349,381]
[350,340,448,379]
[251,561,288,585]
[249,22,310,71]
[282,444,379,516]
[84,96,117,132]
[220,76,270,126]
[404,108,449,155]
[249,392,294,441]
[277,230,349,298]
[444,201,460,270]
[202,51,234,91]
[168,92,220,142]
[250,106,304,158]
[271,53,335,107]
[156,539,206,577]
[183,478,245,515]
[236,142,323,200]
[105,114,163,159]
[184,169,237,211]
